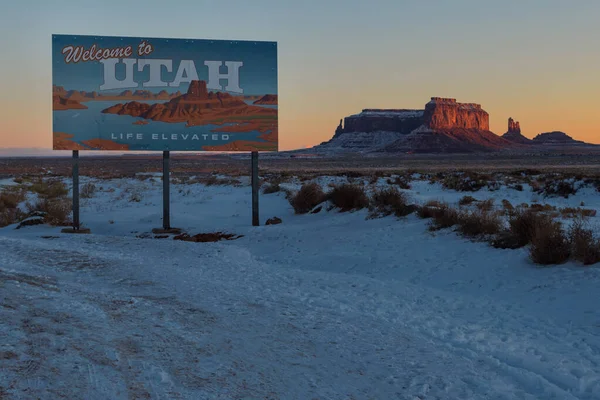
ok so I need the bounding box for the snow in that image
[0,178,19,187]
[317,131,410,153]
[1,174,600,399]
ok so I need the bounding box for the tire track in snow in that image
[2,234,600,399]
[215,244,600,399]
[295,274,600,399]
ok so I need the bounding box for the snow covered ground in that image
[1,174,600,399]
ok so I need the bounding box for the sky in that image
[1,0,599,151]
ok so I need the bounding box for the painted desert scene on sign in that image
[52,81,278,151]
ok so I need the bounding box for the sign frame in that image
[52,34,278,153]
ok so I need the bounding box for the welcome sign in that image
[52,34,278,151]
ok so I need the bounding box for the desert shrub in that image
[0,208,27,227]
[529,180,543,193]
[509,169,541,177]
[386,176,411,189]
[441,174,487,192]
[568,218,600,265]
[29,179,68,199]
[262,182,281,194]
[559,207,597,218]
[529,203,555,212]
[458,195,477,206]
[340,171,363,178]
[501,199,514,212]
[417,200,445,219]
[26,198,71,226]
[427,203,460,231]
[0,191,24,211]
[328,184,370,212]
[80,182,97,199]
[476,199,495,212]
[456,209,503,237]
[370,187,414,218]
[201,175,241,186]
[0,186,28,226]
[586,178,600,192]
[541,180,577,198]
[487,181,501,191]
[505,208,555,248]
[529,219,570,265]
[289,183,326,214]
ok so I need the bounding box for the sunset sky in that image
[1,0,599,151]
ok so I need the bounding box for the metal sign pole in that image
[72,150,80,231]
[61,150,89,234]
[163,151,171,230]
[251,151,259,226]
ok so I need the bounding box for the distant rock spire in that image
[508,117,521,134]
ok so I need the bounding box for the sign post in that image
[152,151,181,235]
[52,34,278,229]
[251,151,259,226]
[72,150,80,230]
[163,151,171,230]
[61,150,90,233]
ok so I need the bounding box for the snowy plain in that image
[1,173,600,399]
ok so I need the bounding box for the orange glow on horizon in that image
[0,96,599,151]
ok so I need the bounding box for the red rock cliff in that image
[423,97,489,130]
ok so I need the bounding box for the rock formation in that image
[101,79,277,145]
[53,132,87,150]
[423,98,489,130]
[52,85,182,102]
[316,97,517,153]
[334,98,490,137]
[187,80,209,98]
[320,98,515,153]
[334,119,344,138]
[383,126,512,153]
[313,96,598,154]
[102,80,248,122]
[53,85,67,96]
[532,131,588,145]
[508,117,520,134]
[253,94,278,105]
[336,109,424,136]
[52,94,87,110]
[502,117,532,144]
